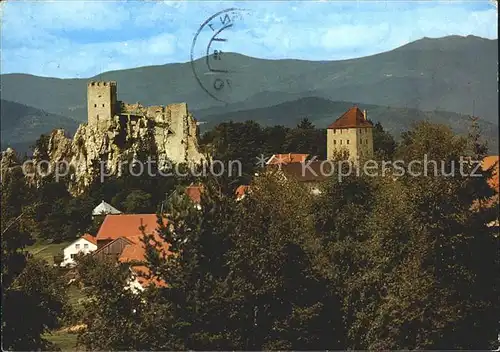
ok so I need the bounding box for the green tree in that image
[372,121,396,159]
[31,134,50,162]
[3,258,68,351]
[65,195,97,235]
[144,174,239,350]
[122,189,153,213]
[340,121,499,349]
[2,167,69,351]
[283,127,326,159]
[1,166,34,291]
[85,152,187,217]
[225,172,345,350]
[140,171,346,350]
[32,175,76,242]
[297,117,315,130]
[262,125,290,156]
[75,254,178,350]
[200,121,266,183]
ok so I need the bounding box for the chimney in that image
[363,110,367,120]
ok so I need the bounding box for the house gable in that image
[61,236,98,267]
[93,237,134,260]
[63,236,98,254]
[92,200,122,216]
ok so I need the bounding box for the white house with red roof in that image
[91,213,170,292]
[60,233,98,267]
[95,213,162,248]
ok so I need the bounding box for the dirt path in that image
[31,246,48,255]
[58,324,87,333]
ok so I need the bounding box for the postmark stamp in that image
[190,8,250,104]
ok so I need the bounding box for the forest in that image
[1,119,498,350]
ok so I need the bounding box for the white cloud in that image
[2,1,129,35]
[1,31,179,78]
[0,0,497,77]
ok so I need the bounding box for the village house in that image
[92,200,122,218]
[94,213,162,250]
[91,213,170,291]
[60,200,122,267]
[267,153,309,165]
[262,107,499,214]
[116,234,170,292]
[74,106,497,292]
[260,106,374,195]
[60,233,98,267]
[266,160,330,195]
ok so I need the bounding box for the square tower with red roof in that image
[327,106,374,161]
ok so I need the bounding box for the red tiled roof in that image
[327,106,373,129]
[185,185,204,204]
[81,233,97,246]
[272,161,331,182]
[471,155,499,211]
[130,265,168,288]
[235,185,251,199]
[118,234,171,263]
[482,155,499,192]
[267,153,309,165]
[96,214,164,241]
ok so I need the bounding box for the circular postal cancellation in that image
[190,8,251,104]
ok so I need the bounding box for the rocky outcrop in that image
[1,148,19,182]
[1,147,19,169]
[35,102,206,194]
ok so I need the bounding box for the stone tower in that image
[87,81,117,130]
[327,106,374,161]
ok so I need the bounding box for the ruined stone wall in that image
[161,103,189,165]
[35,81,206,194]
[118,101,204,167]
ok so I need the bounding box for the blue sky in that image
[1,1,497,78]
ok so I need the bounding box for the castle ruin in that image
[36,81,205,193]
[85,81,204,167]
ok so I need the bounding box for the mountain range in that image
[0,99,79,153]
[195,97,497,135]
[0,35,498,153]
